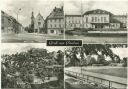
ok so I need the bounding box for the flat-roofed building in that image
[65,15,82,30]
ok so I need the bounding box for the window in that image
[59,24,61,28]
[38,22,41,25]
[50,30,54,33]
[104,17,107,22]
[98,18,100,22]
[59,19,61,22]
[38,18,41,20]
[74,24,76,28]
[95,17,97,22]
[55,24,56,27]
[86,24,88,28]
[61,30,63,33]
[2,27,4,30]
[92,17,94,22]
[71,24,72,27]
[54,19,56,22]
[86,17,88,23]
[2,18,4,23]
[101,17,103,22]
[50,24,52,28]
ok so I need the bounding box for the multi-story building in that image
[46,6,64,34]
[83,9,110,29]
[65,9,126,30]
[83,9,120,29]
[1,11,24,34]
[113,15,127,28]
[65,15,82,30]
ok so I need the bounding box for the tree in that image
[56,50,64,65]
[65,44,118,67]
[122,57,127,67]
[1,48,64,88]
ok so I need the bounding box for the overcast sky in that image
[1,0,63,27]
[64,0,128,15]
[1,43,65,55]
[1,0,128,27]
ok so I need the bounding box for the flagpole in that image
[16,8,21,33]
[81,0,84,29]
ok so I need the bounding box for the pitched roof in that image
[83,9,113,15]
[47,6,64,19]
[114,15,127,18]
[36,13,44,20]
[110,18,121,23]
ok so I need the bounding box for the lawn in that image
[66,35,127,43]
[87,67,127,78]
[2,33,64,43]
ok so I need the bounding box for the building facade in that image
[46,6,64,34]
[1,11,24,34]
[30,12,45,33]
[65,9,126,30]
[34,13,45,33]
[65,15,82,30]
[83,9,121,29]
[113,15,127,28]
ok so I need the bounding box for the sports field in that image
[86,67,127,78]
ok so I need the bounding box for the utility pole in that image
[126,13,128,31]
[81,0,84,29]
[126,13,128,43]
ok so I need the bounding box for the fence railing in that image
[65,70,127,89]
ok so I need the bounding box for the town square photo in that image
[1,0,64,43]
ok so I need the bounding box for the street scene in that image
[65,44,127,89]
[64,0,128,43]
[1,43,64,89]
[1,0,64,43]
